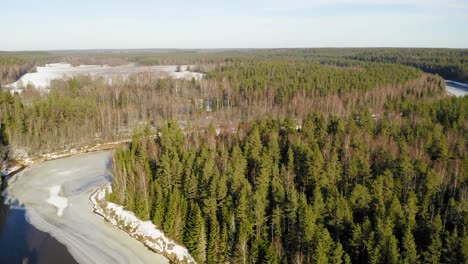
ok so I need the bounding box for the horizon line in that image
[1,46,467,53]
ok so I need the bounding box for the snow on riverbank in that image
[46,185,68,217]
[11,138,131,166]
[91,184,196,263]
[1,165,22,177]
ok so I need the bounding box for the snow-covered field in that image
[2,151,169,264]
[5,63,204,90]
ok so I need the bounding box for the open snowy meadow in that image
[5,63,203,90]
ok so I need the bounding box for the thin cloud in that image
[264,0,468,10]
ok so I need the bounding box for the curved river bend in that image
[445,80,468,97]
[1,151,168,264]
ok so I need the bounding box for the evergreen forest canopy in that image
[0,48,466,263]
[110,95,467,263]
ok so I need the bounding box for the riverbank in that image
[1,139,130,185]
[91,184,195,263]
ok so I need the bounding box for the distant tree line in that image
[122,48,468,82]
[2,48,466,85]
[0,52,59,85]
[346,48,468,82]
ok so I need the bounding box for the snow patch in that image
[46,185,68,217]
[91,184,196,263]
[5,63,204,90]
[1,165,22,177]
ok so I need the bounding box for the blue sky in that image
[1,0,467,50]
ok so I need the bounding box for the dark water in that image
[0,179,78,264]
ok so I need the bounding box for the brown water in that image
[0,180,78,264]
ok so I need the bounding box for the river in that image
[0,183,78,264]
[446,80,468,97]
[1,151,168,264]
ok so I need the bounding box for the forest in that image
[109,95,467,263]
[0,48,466,263]
[0,53,445,159]
[346,48,468,82]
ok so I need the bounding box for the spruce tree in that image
[402,228,419,264]
[183,203,206,263]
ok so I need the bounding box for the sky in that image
[1,0,467,50]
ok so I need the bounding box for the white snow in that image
[1,165,22,176]
[91,184,196,263]
[5,63,204,90]
[46,185,68,217]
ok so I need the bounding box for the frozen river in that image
[446,80,468,97]
[0,188,78,264]
[2,151,168,264]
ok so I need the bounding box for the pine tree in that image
[349,223,364,262]
[297,193,316,259]
[284,186,299,254]
[350,184,371,217]
[312,112,327,147]
[373,218,400,264]
[152,182,165,227]
[307,142,325,191]
[183,203,206,263]
[442,228,464,264]
[355,106,375,134]
[218,224,229,263]
[325,150,342,188]
[163,189,181,238]
[402,228,418,264]
[261,241,279,264]
[245,127,262,184]
[207,217,220,264]
[182,148,198,200]
[312,228,333,264]
[327,115,345,135]
[226,144,247,194]
[331,241,345,264]
[423,214,443,264]
[427,124,449,160]
[235,185,251,228]
[397,141,415,200]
